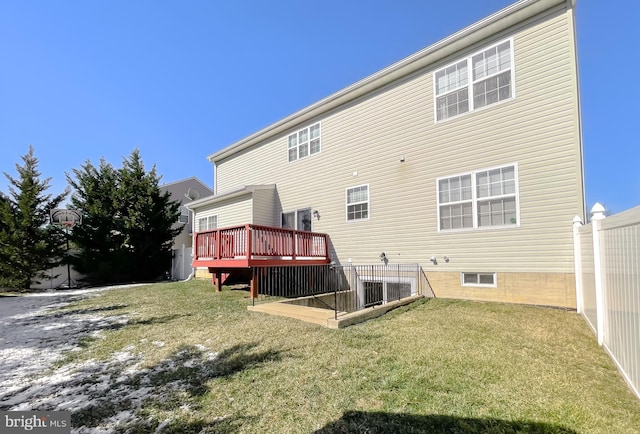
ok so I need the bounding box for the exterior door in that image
[282,208,312,231]
[297,208,312,231]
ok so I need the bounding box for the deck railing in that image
[194,224,329,261]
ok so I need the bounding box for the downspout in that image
[212,161,218,195]
[567,0,586,222]
[183,202,197,282]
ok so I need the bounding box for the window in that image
[438,164,518,231]
[462,272,497,287]
[197,215,218,232]
[179,206,190,223]
[435,60,469,120]
[360,277,416,308]
[476,166,517,227]
[438,175,473,230]
[346,185,369,221]
[288,122,321,162]
[282,208,312,231]
[435,39,513,121]
[472,41,512,109]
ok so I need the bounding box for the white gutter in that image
[207,0,566,163]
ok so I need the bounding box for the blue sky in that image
[1,0,638,215]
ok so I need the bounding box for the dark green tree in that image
[0,146,67,289]
[67,149,182,284]
[65,158,124,283]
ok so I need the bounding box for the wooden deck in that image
[193,224,330,269]
[193,224,331,294]
[193,225,330,269]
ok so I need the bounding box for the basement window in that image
[461,272,496,287]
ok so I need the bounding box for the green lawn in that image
[55,280,640,433]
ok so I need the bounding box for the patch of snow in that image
[154,418,172,433]
[0,285,221,433]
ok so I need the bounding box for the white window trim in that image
[433,37,515,123]
[196,214,218,232]
[197,217,206,233]
[207,215,218,230]
[436,162,520,233]
[461,272,497,288]
[287,122,322,163]
[345,184,370,222]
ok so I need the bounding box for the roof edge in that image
[184,184,276,210]
[159,176,214,193]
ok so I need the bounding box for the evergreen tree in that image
[66,158,125,283]
[0,146,67,289]
[67,149,181,284]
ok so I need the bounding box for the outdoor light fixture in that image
[443,256,449,262]
[313,210,320,220]
[430,256,437,265]
[379,252,389,265]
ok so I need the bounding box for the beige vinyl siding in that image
[252,188,279,227]
[194,195,253,230]
[213,5,581,274]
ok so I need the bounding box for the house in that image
[188,0,584,308]
[159,177,213,280]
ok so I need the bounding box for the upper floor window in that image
[346,184,369,221]
[438,164,518,231]
[197,215,218,232]
[435,39,513,122]
[288,122,321,162]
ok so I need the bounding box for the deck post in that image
[215,271,222,292]
[246,224,252,261]
[324,234,330,261]
[215,229,221,260]
[292,230,297,260]
[250,269,259,300]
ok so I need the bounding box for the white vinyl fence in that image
[171,245,193,281]
[573,203,640,400]
[31,262,84,290]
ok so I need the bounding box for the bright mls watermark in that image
[1,411,70,433]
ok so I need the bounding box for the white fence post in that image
[590,203,606,346]
[572,215,583,314]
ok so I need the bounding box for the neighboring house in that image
[188,0,585,308]
[160,177,214,279]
